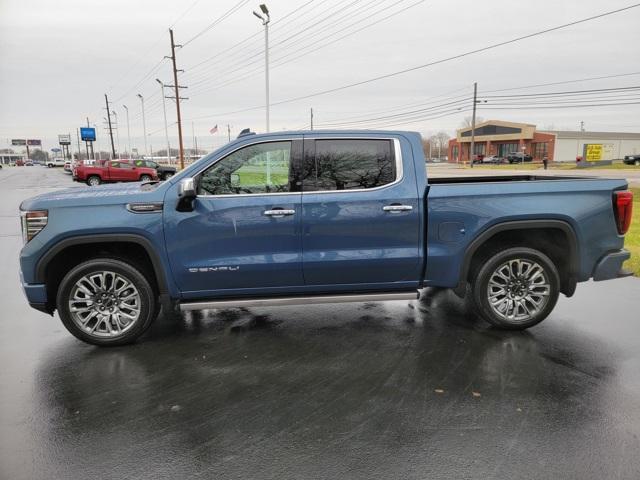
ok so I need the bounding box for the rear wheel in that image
[163,172,174,180]
[87,175,101,186]
[140,174,152,182]
[471,247,560,330]
[635,159,640,166]
[56,258,158,346]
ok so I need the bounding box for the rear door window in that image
[303,139,396,191]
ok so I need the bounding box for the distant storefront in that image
[448,120,640,163]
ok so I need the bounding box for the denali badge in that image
[188,266,240,273]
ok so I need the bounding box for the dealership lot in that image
[2,167,640,479]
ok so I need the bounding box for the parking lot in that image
[2,166,640,479]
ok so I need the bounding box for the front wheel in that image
[140,174,152,182]
[471,247,560,330]
[87,175,101,186]
[56,258,158,346]
[163,172,174,180]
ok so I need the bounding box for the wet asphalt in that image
[1,166,640,480]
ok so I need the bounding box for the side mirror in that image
[177,177,196,212]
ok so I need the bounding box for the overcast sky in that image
[1,0,640,154]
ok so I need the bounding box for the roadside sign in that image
[11,139,26,146]
[80,127,96,142]
[27,139,41,146]
[51,148,61,152]
[585,144,602,161]
[58,134,71,145]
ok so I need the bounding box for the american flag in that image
[209,124,218,134]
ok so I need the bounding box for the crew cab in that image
[19,130,633,346]
[73,159,158,186]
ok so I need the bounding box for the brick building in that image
[448,120,555,163]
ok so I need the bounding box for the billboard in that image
[58,134,71,145]
[11,139,26,146]
[27,139,41,146]
[80,127,96,142]
[585,143,615,162]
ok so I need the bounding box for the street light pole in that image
[137,94,148,157]
[253,4,270,132]
[156,79,172,164]
[112,110,121,159]
[122,105,132,158]
[470,82,477,169]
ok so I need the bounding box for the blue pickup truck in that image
[19,130,634,346]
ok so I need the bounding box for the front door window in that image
[198,141,292,195]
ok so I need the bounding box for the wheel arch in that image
[36,234,171,310]
[456,219,579,297]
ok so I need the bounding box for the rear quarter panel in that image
[425,178,628,287]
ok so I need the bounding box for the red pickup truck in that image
[73,160,158,186]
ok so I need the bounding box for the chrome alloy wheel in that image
[486,259,551,323]
[68,271,141,338]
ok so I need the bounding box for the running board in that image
[179,291,419,311]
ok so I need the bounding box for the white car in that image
[46,158,66,168]
[483,155,505,164]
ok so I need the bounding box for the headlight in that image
[20,210,48,244]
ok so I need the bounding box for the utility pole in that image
[104,94,116,159]
[253,5,270,132]
[112,111,121,159]
[137,94,148,157]
[580,120,585,132]
[191,121,196,159]
[76,129,81,160]
[86,117,94,159]
[310,107,314,130]
[470,82,477,169]
[168,29,187,169]
[227,124,231,142]
[156,79,172,164]
[123,105,132,158]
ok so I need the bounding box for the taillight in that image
[613,190,633,235]
[20,210,48,244]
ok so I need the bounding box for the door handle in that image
[264,209,295,217]
[383,205,413,212]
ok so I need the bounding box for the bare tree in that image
[459,116,484,128]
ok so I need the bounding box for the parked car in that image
[507,152,533,163]
[47,158,66,168]
[63,161,72,173]
[73,159,158,186]
[623,154,640,166]
[16,159,25,166]
[482,155,505,164]
[25,160,34,166]
[131,159,177,180]
[472,154,485,163]
[18,130,633,346]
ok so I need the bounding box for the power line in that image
[186,2,640,121]
[187,0,422,99]
[483,71,640,93]
[181,0,250,48]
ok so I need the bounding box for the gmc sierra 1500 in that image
[19,130,633,345]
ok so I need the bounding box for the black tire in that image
[163,172,174,180]
[87,175,101,186]
[56,258,158,346]
[471,247,560,330]
[140,174,152,182]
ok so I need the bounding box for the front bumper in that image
[20,268,51,314]
[592,249,632,281]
